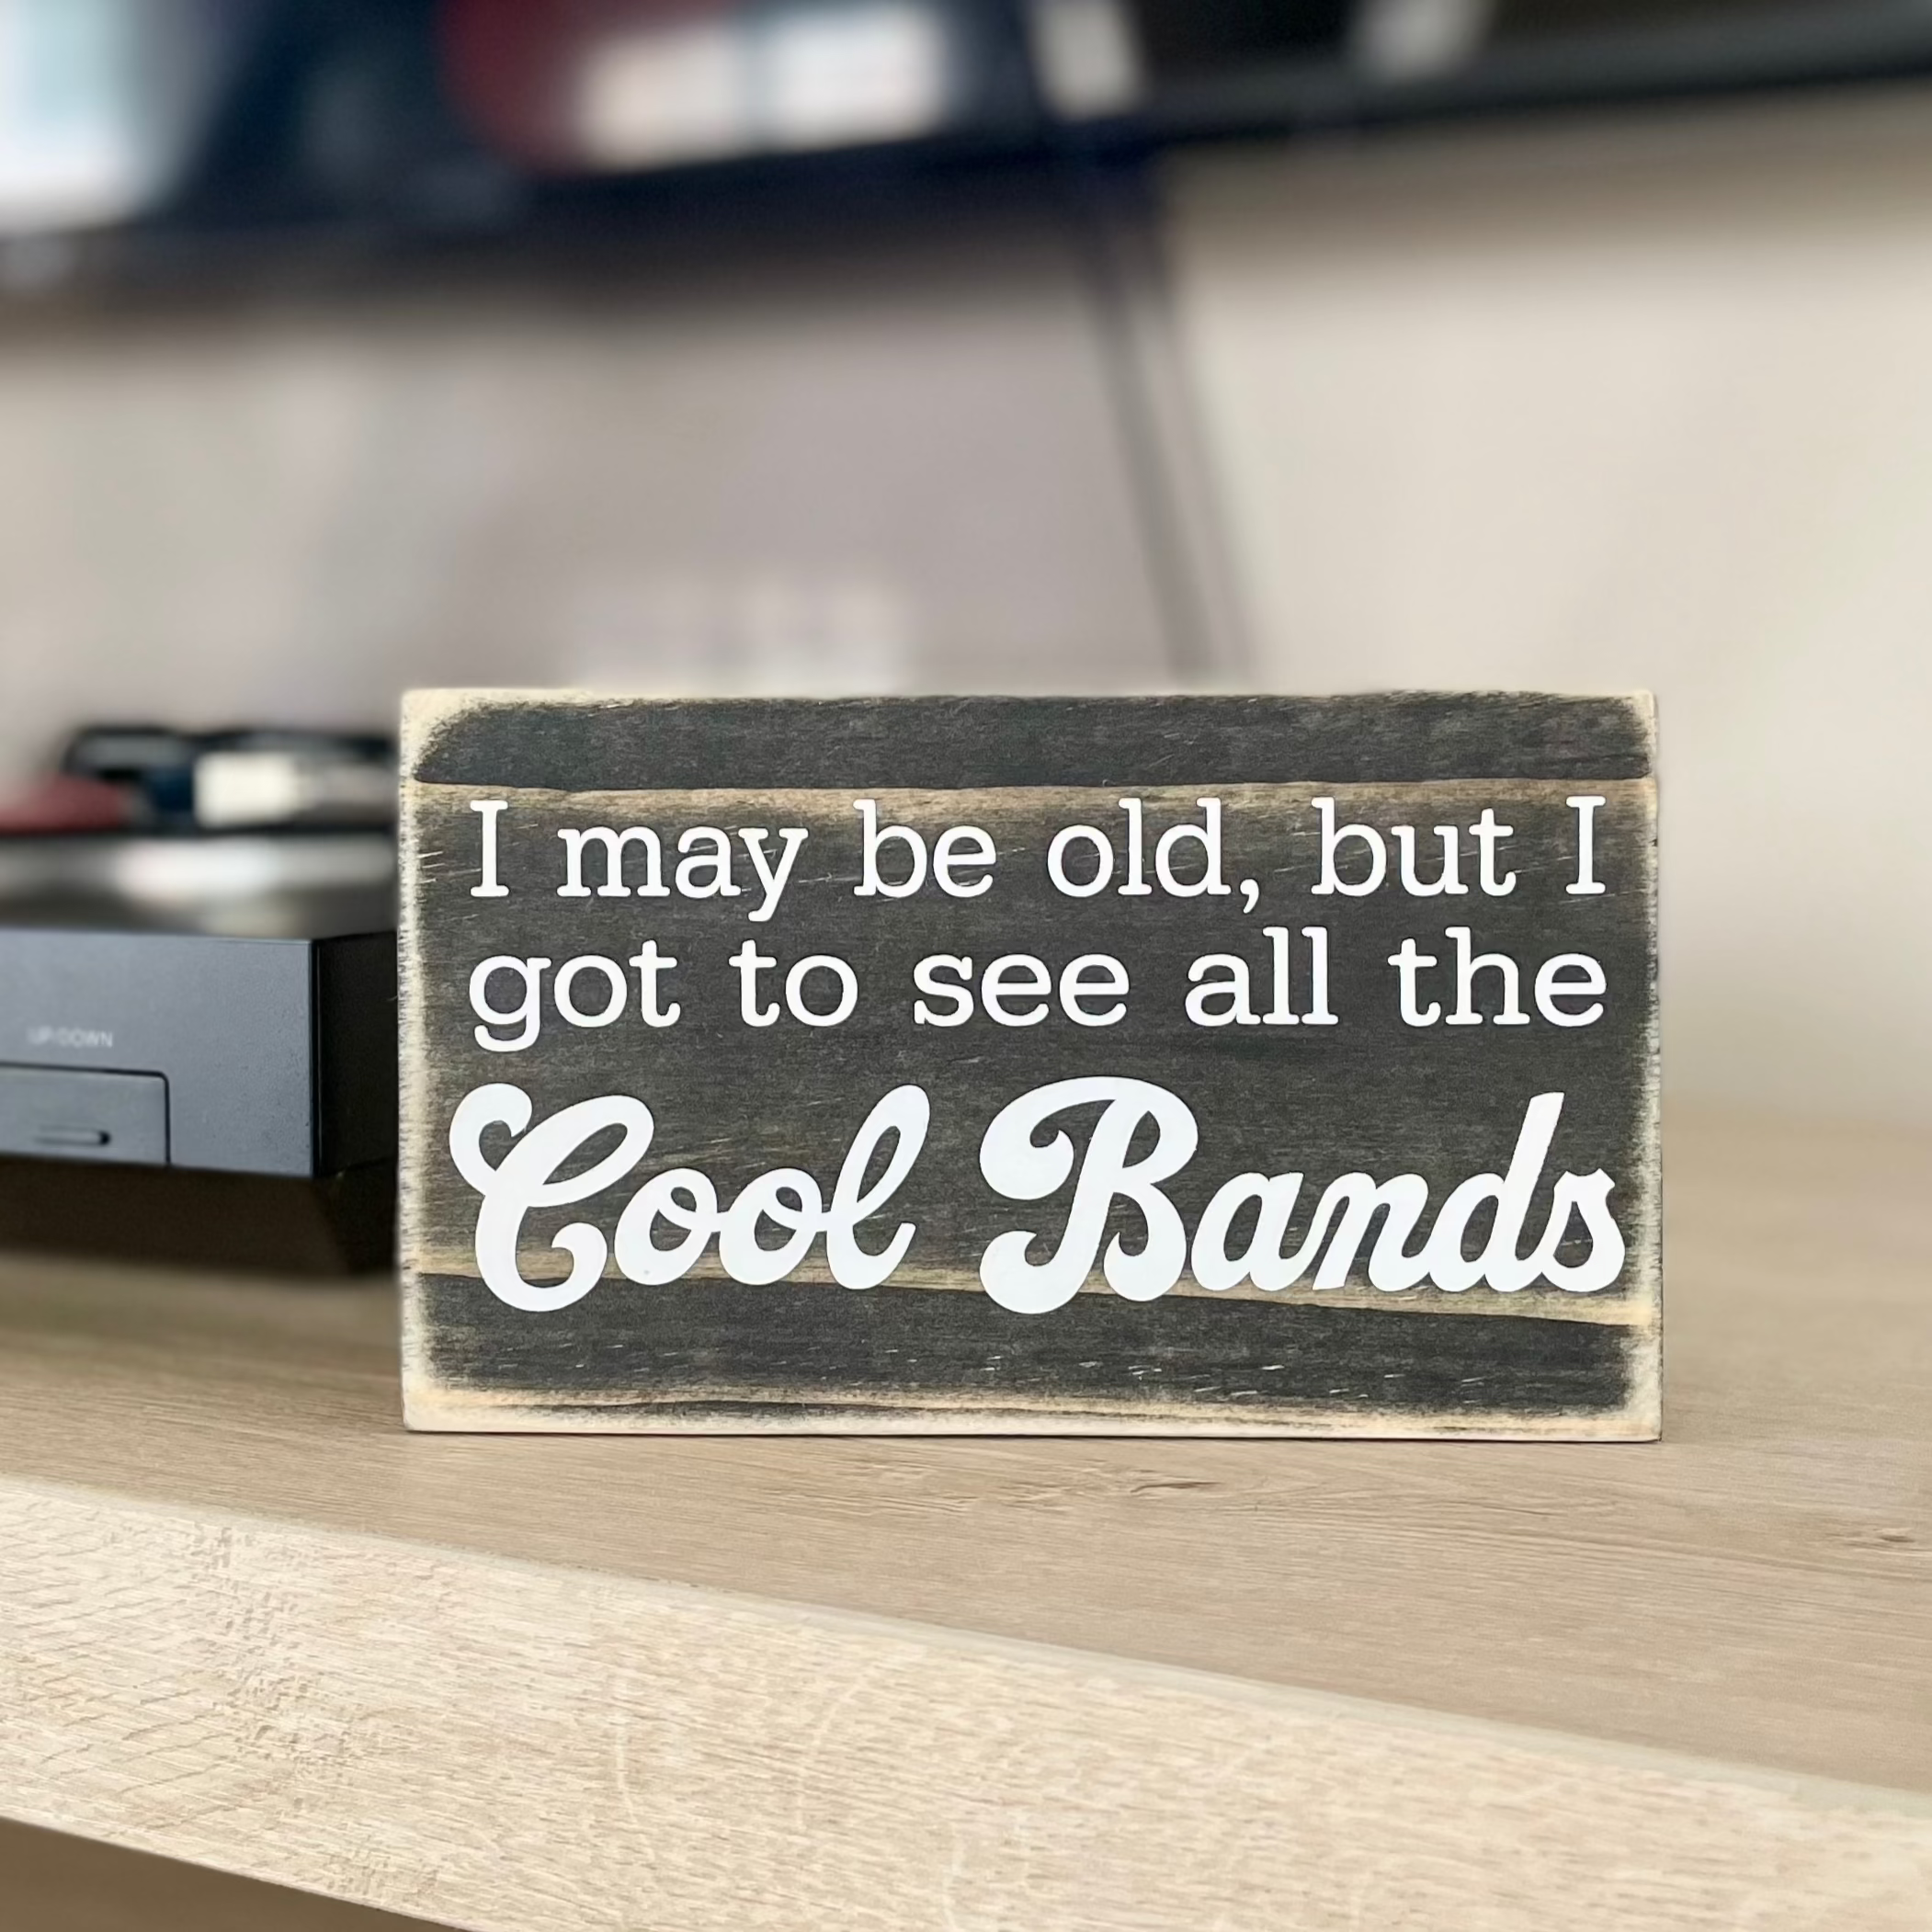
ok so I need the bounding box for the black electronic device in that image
[0,830,397,1272]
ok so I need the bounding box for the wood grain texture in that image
[0,1108,1925,1930]
[400,693,1658,1435]
[407,690,1658,790]
[1,1478,1926,1932]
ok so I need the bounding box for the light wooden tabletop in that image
[0,1106,1926,1932]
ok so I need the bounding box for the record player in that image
[0,727,398,1271]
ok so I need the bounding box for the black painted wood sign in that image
[400,692,1658,1438]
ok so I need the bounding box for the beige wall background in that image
[1165,95,1932,1126]
[1,93,1927,1125]
[0,210,1173,784]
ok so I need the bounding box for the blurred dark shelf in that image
[1135,3,1932,142]
[6,1,1932,309]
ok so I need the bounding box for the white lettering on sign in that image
[449,1081,1625,1314]
[449,1083,929,1311]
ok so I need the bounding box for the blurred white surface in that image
[0,0,242,233]
[1165,93,1932,1124]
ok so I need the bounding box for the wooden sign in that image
[400,692,1658,1438]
